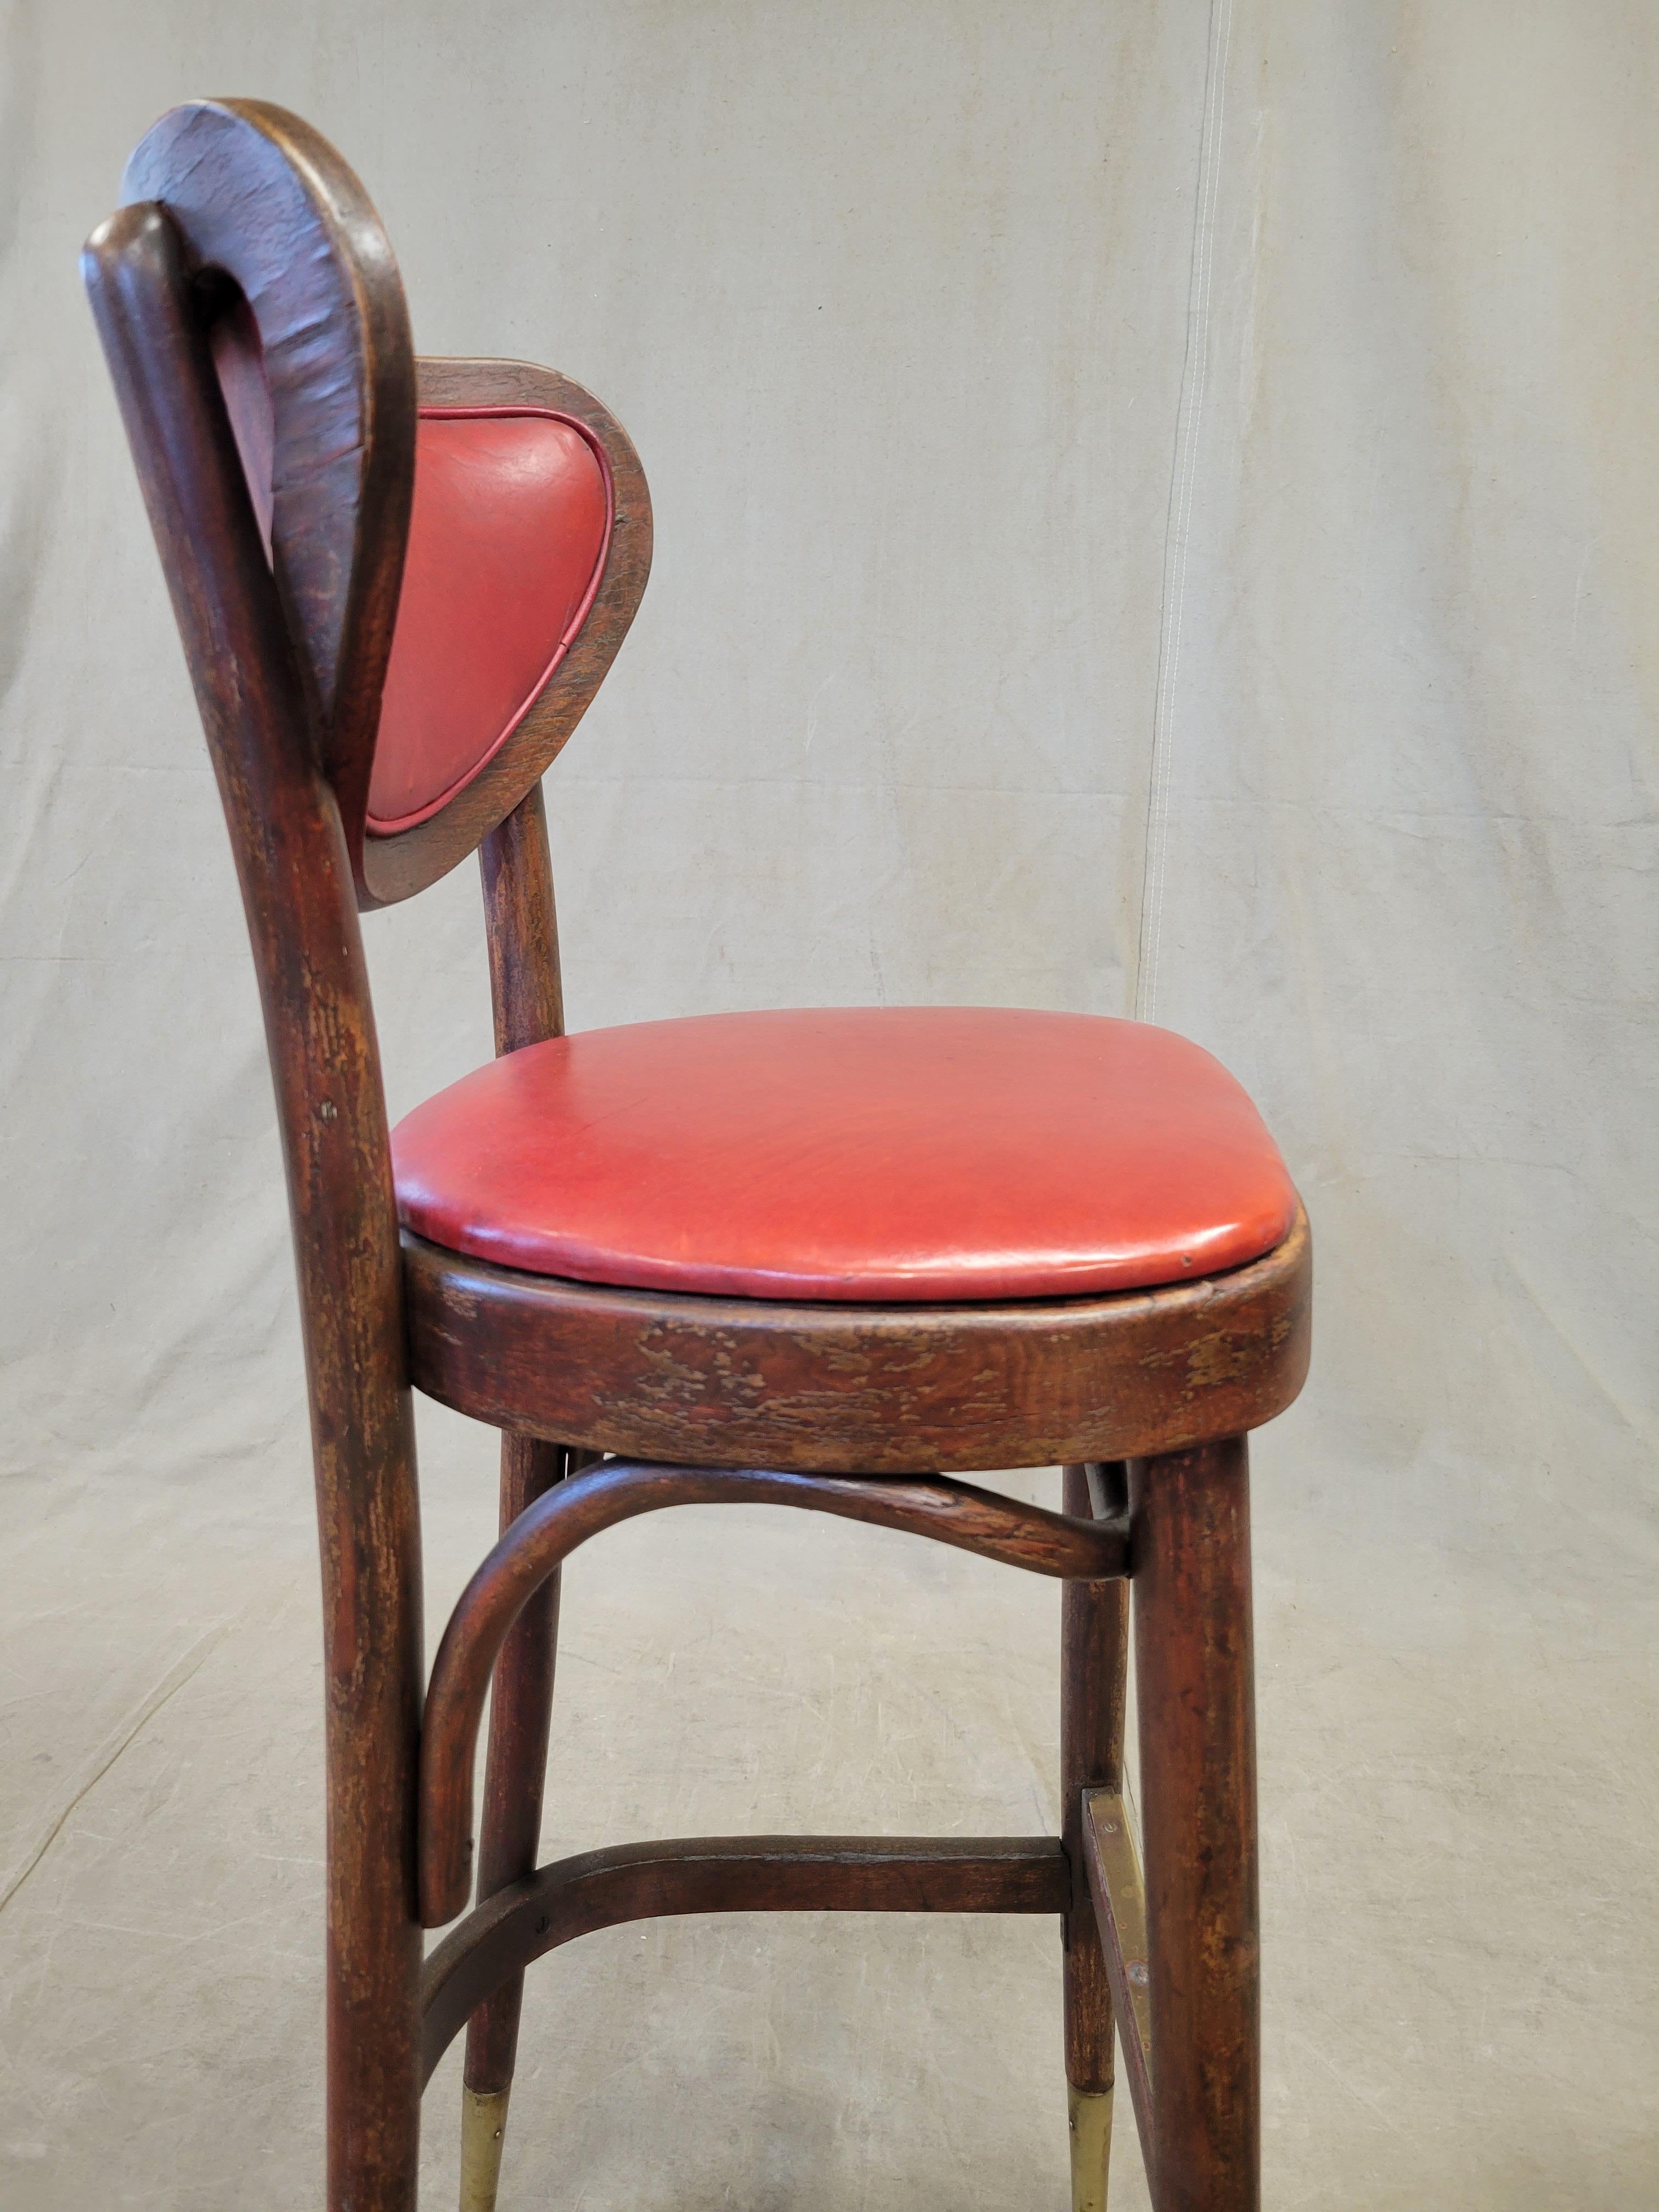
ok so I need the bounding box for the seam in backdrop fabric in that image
[1135,0,1234,1024]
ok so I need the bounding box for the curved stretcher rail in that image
[420,1831,1071,2081]
[419,1458,1129,1923]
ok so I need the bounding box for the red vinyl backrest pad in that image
[366,408,613,834]
[207,308,616,838]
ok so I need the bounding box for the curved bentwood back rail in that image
[85,95,1303,2212]
[77,97,647,2209]
[85,111,433,2206]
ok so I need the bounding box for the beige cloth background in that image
[1,2,1654,2206]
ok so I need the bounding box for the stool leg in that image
[323,1553,423,2212]
[459,1436,571,2212]
[1062,1463,1131,2212]
[1132,1438,1259,2212]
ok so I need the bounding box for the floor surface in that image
[1,1397,1654,2209]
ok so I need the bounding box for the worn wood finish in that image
[402,1204,1311,1477]
[83,195,424,2210]
[462,780,574,2129]
[421,1833,1071,2085]
[1062,1463,1130,2212]
[478,782,564,1052]
[1081,1787,1156,2172]
[1062,1465,1130,2103]
[421,1459,1131,1925]
[359,359,652,908]
[1133,1440,1260,2212]
[118,100,416,905]
[460,1434,566,2106]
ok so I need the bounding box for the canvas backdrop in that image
[1,3,1654,2207]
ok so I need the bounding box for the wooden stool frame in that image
[83,100,1310,2212]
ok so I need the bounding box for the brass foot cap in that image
[1067,2084,1114,2212]
[460,2084,511,2212]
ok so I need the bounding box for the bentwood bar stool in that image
[83,100,1310,2212]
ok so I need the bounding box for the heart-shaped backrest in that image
[115,104,651,909]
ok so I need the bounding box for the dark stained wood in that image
[1133,1440,1260,2212]
[460,1435,566,2102]
[118,100,416,906]
[358,359,652,909]
[421,1834,1071,2086]
[402,1205,1312,1476]
[1061,1466,1130,2102]
[1085,1459,1130,1520]
[420,1460,1131,1925]
[462,782,574,2107]
[1081,1787,1155,2170]
[478,782,565,1053]
[83,192,423,2210]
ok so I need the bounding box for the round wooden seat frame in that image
[84,98,1311,2212]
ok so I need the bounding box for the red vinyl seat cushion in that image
[391,1007,1298,1303]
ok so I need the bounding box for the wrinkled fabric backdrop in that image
[1,3,1654,2207]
